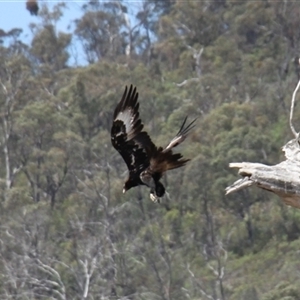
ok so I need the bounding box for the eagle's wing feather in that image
[111,85,157,174]
[163,117,197,152]
[112,85,143,140]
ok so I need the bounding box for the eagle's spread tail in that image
[151,152,190,173]
[150,117,195,174]
[163,117,196,152]
[163,153,190,171]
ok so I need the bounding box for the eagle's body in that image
[111,85,195,202]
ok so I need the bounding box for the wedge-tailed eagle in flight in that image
[111,85,196,202]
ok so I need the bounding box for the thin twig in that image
[174,78,199,87]
[290,79,300,138]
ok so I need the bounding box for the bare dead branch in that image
[175,78,199,87]
[290,79,300,138]
[186,45,204,77]
[0,79,8,95]
[36,259,67,300]
[79,258,97,299]
[187,264,215,300]
[225,148,300,209]
[226,80,300,209]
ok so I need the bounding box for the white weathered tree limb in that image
[226,79,300,209]
[289,77,300,137]
[226,141,300,209]
[175,78,199,87]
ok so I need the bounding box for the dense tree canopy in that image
[1,1,300,299]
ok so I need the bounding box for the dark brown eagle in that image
[26,0,39,16]
[111,85,196,202]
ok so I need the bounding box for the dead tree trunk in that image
[226,79,300,209]
[226,140,300,209]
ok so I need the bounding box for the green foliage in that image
[0,0,300,299]
[262,282,300,300]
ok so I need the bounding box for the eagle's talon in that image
[150,193,159,203]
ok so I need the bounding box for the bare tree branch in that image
[226,157,300,209]
[290,78,300,138]
[187,264,216,300]
[80,257,97,299]
[226,80,300,209]
[175,78,199,87]
[36,259,67,300]
[186,45,204,77]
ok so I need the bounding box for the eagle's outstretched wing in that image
[112,85,142,140]
[111,85,156,174]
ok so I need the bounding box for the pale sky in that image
[0,1,85,65]
[0,1,144,66]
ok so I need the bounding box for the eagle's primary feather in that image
[111,85,196,202]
